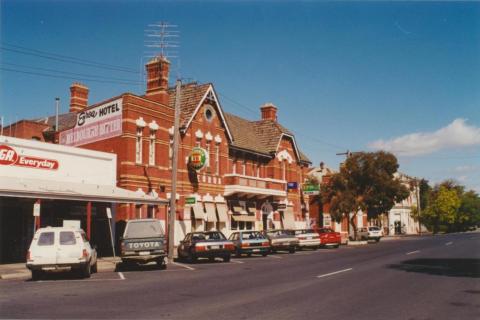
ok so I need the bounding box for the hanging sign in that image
[302,184,320,195]
[287,182,298,190]
[185,197,197,205]
[33,203,41,217]
[188,147,208,171]
[106,208,112,219]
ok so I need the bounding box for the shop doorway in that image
[261,202,274,231]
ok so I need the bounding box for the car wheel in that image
[376,238,380,242]
[223,254,231,263]
[209,256,215,262]
[247,253,252,257]
[313,246,318,251]
[82,262,91,278]
[261,252,268,257]
[289,247,296,254]
[187,253,197,264]
[31,270,43,281]
[156,259,167,270]
[91,261,98,273]
[235,248,242,258]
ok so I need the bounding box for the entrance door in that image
[261,203,273,231]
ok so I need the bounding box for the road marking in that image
[38,278,124,283]
[317,268,353,278]
[445,242,453,246]
[172,262,195,270]
[406,250,420,255]
[230,259,244,264]
[296,252,314,255]
[118,272,125,280]
[268,255,282,259]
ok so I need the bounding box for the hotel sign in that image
[188,147,208,171]
[60,98,123,147]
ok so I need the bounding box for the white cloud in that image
[368,119,480,156]
[454,165,477,173]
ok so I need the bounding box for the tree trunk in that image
[350,215,358,241]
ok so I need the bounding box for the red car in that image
[316,228,341,248]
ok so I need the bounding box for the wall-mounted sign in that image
[185,197,197,205]
[287,182,298,190]
[302,184,320,195]
[0,145,59,170]
[33,203,41,217]
[188,147,208,171]
[59,98,123,147]
[274,203,287,210]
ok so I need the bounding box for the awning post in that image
[87,201,92,239]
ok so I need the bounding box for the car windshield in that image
[241,232,265,240]
[59,231,76,245]
[267,230,290,236]
[37,232,54,246]
[295,229,315,235]
[319,228,334,233]
[124,220,164,238]
[369,227,380,231]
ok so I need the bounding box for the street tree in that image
[423,184,461,233]
[321,151,409,240]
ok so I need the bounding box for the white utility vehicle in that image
[26,226,97,280]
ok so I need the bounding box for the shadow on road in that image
[388,258,480,278]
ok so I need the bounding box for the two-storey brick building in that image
[2,56,312,246]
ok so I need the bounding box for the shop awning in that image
[282,208,295,229]
[216,203,229,222]
[247,204,256,214]
[192,203,204,220]
[232,215,256,222]
[0,176,167,205]
[205,202,217,222]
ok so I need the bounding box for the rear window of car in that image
[319,228,333,233]
[124,220,164,238]
[37,232,54,246]
[60,231,76,245]
[241,232,265,240]
[295,229,315,235]
[369,227,380,231]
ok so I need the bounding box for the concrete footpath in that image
[0,257,120,281]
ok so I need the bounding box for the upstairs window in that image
[148,131,156,166]
[135,128,143,164]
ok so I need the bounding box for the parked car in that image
[120,219,167,269]
[367,226,383,242]
[294,229,321,250]
[316,228,341,248]
[177,231,234,263]
[229,231,270,257]
[352,227,369,241]
[263,229,299,253]
[26,226,97,280]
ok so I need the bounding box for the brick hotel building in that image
[0,56,312,257]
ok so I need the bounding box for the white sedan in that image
[293,229,321,250]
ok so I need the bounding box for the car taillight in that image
[224,243,235,251]
[26,251,31,261]
[121,242,125,253]
[262,241,270,247]
[298,236,306,240]
[195,244,206,252]
[82,249,88,258]
[241,243,250,248]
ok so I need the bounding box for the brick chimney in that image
[145,56,170,105]
[260,103,277,122]
[69,83,89,113]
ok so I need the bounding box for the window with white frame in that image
[232,159,237,174]
[215,145,220,175]
[257,163,260,178]
[206,144,211,170]
[149,131,156,166]
[135,128,143,164]
[282,160,286,180]
[242,160,246,176]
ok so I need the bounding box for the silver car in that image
[228,231,270,257]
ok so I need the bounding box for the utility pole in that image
[416,179,422,235]
[168,79,182,262]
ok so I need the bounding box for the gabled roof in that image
[33,113,77,131]
[224,113,311,164]
[168,83,233,142]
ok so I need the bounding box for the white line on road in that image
[317,268,353,278]
[268,255,282,259]
[118,272,125,280]
[172,262,195,270]
[445,242,453,246]
[406,250,420,255]
[230,259,244,264]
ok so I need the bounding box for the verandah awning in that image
[216,203,229,222]
[0,176,167,205]
[232,215,256,222]
[205,202,217,222]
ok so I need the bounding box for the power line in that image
[0,43,140,74]
[1,62,142,84]
[0,67,141,85]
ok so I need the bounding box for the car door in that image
[56,230,82,264]
[31,230,57,265]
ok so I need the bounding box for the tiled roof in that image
[168,83,211,127]
[224,113,311,163]
[33,113,77,131]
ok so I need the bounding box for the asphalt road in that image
[1,233,479,320]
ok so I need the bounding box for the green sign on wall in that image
[302,184,320,195]
[185,197,197,205]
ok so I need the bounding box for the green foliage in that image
[321,151,409,239]
[421,180,480,233]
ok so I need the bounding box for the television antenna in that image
[144,22,180,60]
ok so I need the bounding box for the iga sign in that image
[0,145,59,170]
[188,147,208,171]
[59,98,122,147]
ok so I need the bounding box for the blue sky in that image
[1,1,479,192]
